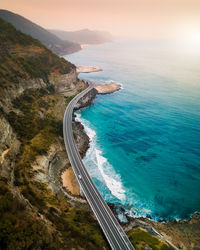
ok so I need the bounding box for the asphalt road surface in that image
[63,83,135,250]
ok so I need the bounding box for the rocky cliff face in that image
[0,67,78,179]
[0,78,47,113]
[0,114,20,181]
[0,66,78,180]
[49,69,78,92]
[74,87,98,110]
[0,69,78,112]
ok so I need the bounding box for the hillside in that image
[0,18,110,249]
[0,18,75,88]
[49,28,113,45]
[0,9,81,55]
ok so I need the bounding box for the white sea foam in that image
[95,149,126,201]
[105,79,124,89]
[75,111,126,201]
[76,113,96,140]
[105,79,115,83]
[119,83,124,89]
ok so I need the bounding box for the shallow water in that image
[65,39,200,221]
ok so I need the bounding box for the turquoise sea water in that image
[65,39,200,221]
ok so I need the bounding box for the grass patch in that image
[64,94,76,104]
[128,228,172,250]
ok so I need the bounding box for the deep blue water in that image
[65,39,200,221]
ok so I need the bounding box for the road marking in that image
[63,84,135,250]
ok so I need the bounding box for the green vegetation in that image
[45,205,108,249]
[64,94,76,104]
[0,84,109,248]
[0,17,75,87]
[4,89,64,186]
[0,9,81,55]
[128,228,172,250]
[0,178,62,249]
[6,89,63,142]
[0,17,110,249]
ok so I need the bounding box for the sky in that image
[1,0,200,38]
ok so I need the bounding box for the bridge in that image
[63,83,135,250]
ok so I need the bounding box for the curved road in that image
[63,83,135,250]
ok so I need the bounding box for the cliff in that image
[0,18,109,249]
[0,113,20,181]
[74,87,98,110]
[0,9,81,55]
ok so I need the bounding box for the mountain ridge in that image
[0,9,81,55]
[0,17,75,88]
[49,28,113,44]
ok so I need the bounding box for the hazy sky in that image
[1,0,200,38]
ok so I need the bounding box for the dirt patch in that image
[62,166,80,195]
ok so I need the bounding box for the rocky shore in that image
[94,82,121,94]
[76,65,102,74]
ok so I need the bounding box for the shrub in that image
[128,228,172,250]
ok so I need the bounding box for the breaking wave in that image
[75,111,126,202]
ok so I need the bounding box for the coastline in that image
[61,81,121,196]
[61,65,200,249]
[68,85,178,249]
[72,86,200,249]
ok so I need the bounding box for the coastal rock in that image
[72,121,89,158]
[94,82,121,94]
[74,87,98,110]
[108,203,128,224]
[145,213,200,249]
[76,65,102,74]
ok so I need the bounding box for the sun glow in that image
[180,29,200,54]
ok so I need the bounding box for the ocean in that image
[65,39,200,221]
